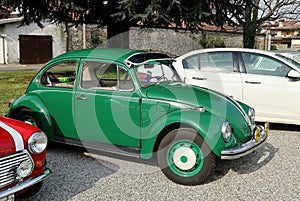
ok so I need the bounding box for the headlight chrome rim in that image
[28,132,48,154]
[222,121,232,143]
[248,107,255,123]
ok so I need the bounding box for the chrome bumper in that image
[221,125,268,160]
[0,168,51,198]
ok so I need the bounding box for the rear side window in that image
[182,52,234,73]
[199,52,234,73]
[41,61,77,88]
[182,55,199,69]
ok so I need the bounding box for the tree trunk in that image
[243,0,258,48]
[107,19,130,48]
[243,24,257,48]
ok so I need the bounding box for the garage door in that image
[19,35,53,64]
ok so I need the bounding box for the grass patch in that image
[0,71,38,116]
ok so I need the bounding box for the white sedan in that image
[173,48,300,125]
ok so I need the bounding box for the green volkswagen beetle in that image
[8,48,268,185]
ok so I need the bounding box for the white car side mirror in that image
[288,70,300,79]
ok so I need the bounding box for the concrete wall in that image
[68,26,266,56]
[129,27,266,56]
[68,24,108,51]
[129,27,201,56]
[0,21,66,64]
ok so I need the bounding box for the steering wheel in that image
[155,75,168,82]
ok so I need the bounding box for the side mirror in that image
[287,70,300,79]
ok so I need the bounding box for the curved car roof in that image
[177,48,279,58]
[52,48,145,62]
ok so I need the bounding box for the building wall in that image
[69,25,267,57]
[291,39,300,50]
[0,21,66,64]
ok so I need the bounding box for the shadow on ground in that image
[16,143,119,201]
[205,142,277,183]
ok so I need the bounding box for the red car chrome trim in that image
[0,121,24,151]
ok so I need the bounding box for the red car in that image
[0,117,50,200]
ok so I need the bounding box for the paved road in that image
[16,125,300,201]
[0,64,44,71]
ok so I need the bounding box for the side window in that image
[119,67,134,91]
[242,53,291,77]
[200,52,234,73]
[41,61,77,88]
[81,61,134,91]
[182,55,199,69]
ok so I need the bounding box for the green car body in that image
[8,48,268,185]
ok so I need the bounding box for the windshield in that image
[276,54,300,69]
[134,61,181,87]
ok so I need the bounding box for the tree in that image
[114,0,215,31]
[0,0,217,48]
[212,0,300,48]
[0,0,126,47]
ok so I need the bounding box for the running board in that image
[53,136,141,158]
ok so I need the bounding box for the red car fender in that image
[0,117,41,147]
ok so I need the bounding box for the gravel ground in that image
[17,125,300,201]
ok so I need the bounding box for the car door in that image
[181,52,243,100]
[38,60,78,138]
[74,60,141,147]
[240,52,300,124]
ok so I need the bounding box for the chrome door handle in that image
[76,96,88,100]
[192,77,207,80]
[245,81,261,84]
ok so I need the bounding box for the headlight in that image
[17,160,33,179]
[221,121,232,143]
[248,107,255,122]
[28,132,48,154]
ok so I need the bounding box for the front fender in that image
[140,109,229,159]
[8,94,55,141]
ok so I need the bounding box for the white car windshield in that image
[276,54,300,69]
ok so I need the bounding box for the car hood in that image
[0,121,24,156]
[143,82,252,140]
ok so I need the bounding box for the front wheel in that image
[14,108,42,129]
[157,128,215,185]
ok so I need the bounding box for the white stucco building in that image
[0,17,67,64]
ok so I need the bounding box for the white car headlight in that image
[28,132,48,154]
[221,121,232,143]
[248,107,255,122]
